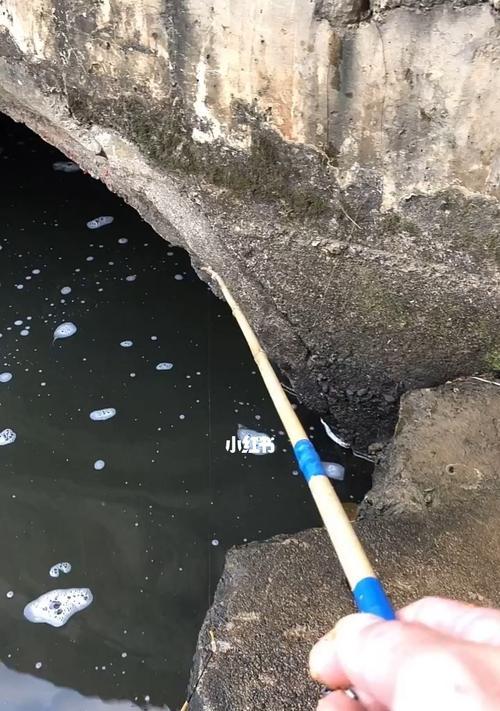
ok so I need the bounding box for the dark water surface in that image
[0,116,371,709]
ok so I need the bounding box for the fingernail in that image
[309,638,337,681]
[335,613,380,638]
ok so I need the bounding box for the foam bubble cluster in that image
[23,588,93,627]
[237,426,275,455]
[156,362,173,371]
[89,408,116,421]
[53,322,77,341]
[0,428,16,446]
[86,216,114,230]
[0,372,13,383]
[53,161,80,173]
[49,562,72,578]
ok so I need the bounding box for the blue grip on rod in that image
[293,439,324,482]
[353,577,396,620]
[294,441,394,620]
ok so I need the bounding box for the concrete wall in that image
[0,0,499,446]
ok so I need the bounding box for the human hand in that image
[309,596,500,710]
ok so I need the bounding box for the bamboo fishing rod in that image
[205,267,395,620]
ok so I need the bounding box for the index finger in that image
[399,597,500,645]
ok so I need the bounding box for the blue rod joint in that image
[353,577,396,620]
[293,439,325,482]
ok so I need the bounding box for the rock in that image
[189,377,500,710]
[0,2,498,448]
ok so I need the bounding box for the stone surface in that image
[0,1,499,446]
[189,377,500,710]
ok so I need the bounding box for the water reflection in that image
[0,664,167,709]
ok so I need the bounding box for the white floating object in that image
[60,286,72,295]
[89,408,116,421]
[156,362,173,371]
[174,274,183,281]
[86,216,114,230]
[320,417,351,449]
[321,461,345,481]
[53,322,77,342]
[23,588,93,627]
[118,238,128,244]
[35,662,43,670]
[20,329,29,337]
[53,161,80,173]
[14,320,23,326]
[94,459,105,470]
[49,562,72,578]
[0,428,16,446]
[6,591,14,599]
[125,274,136,282]
[120,340,133,348]
[211,539,219,546]
[0,373,13,383]
[237,426,275,455]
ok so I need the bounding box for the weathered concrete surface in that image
[0,1,499,446]
[189,377,500,710]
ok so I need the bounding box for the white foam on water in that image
[14,320,23,326]
[86,216,114,230]
[89,408,116,421]
[49,562,72,578]
[53,322,77,342]
[6,591,14,599]
[0,373,13,383]
[211,539,219,546]
[0,429,16,446]
[23,588,93,627]
[321,461,345,481]
[94,459,105,470]
[156,362,173,371]
[174,274,183,281]
[20,329,29,337]
[32,269,41,275]
[53,161,80,173]
[125,275,136,282]
[60,286,72,295]
[120,340,133,348]
[237,426,275,455]
[118,238,128,244]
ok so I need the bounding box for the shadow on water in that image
[0,115,372,708]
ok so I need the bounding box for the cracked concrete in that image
[0,0,499,447]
